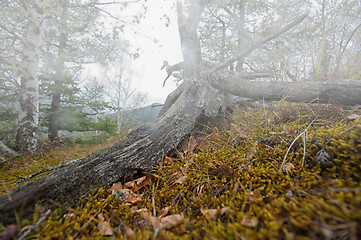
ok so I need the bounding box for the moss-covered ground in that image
[1,103,361,239]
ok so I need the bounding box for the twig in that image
[18,209,52,240]
[16,158,80,184]
[152,184,156,217]
[8,173,26,180]
[325,124,360,146]
[281,117,317,171]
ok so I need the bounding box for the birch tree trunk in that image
[15,1,44,152]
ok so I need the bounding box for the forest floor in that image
[0,102,361,239]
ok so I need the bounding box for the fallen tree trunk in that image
[213,77,361,106]
[1,0,360,225]
[1,77,360,224]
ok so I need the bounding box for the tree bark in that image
[48,3,68,142]
[0,140,19,158]
[15,1,44,152]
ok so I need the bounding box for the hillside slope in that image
[1,103,360,239]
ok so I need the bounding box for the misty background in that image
[0,0,360,151]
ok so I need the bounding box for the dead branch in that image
[205,14,308,75]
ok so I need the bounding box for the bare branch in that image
[205,14,308,75]
[91,1,140,6]
[341,22,361,54]
[0,24,26,44]
[210,0,263,49]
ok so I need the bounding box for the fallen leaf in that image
[107,182,123,193]
[248,189,261,201]
[98,213,114,236]
[135,175,151,190]
[347,114,360,120]
[174,175,187,185]
[113,188,141,204]
[124,180,136,190]
[164,156,180,164]
[121,223,135,238]
[181,136,198,156]
[134,208,149,214]
[197,132,221,150]
[138,209,184,230]
[201,207,231,221]
[171,172,184,179]
[160,214,184,229]
[125,194,143,204]
[158,205,173,218]
[241,215,258,227]
[285,162,295,174]
[139,210,159,228]
[247,142,258,159]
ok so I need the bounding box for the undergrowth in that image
[0,136,119,195]
[2,103,361,239]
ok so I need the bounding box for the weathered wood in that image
[0,80,225,224]
[213,77,361,106]
[0,141,19,158]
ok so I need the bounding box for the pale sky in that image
[82,1,183,105]
[129,1,183,104]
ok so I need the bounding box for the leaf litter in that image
[4,103,361,239]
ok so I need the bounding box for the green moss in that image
[22,103,361,239]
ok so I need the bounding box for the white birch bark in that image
[15,1,44,152]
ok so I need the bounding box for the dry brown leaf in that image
[285,162,295,174]
[158,205,173,218]
[247,142,258,159]
[125,194,143,204]
[241,215,259,227]
[113,188,142,204]
[159,214,184,229]
[208,162,217,169]
[138,209,184,230]
[174,175,187,185]
[200,207,231,221]
[164,156,180,164]
[197,132,221,150]
[181,136,198,155]
[347,114,360,120]
[106,182,123,193]
[135,175,151,190]
[124,175,151,191]
[122,223,135,238]
[98,213,114,236]
[134,208,149,214]
[124,180,136,190]
[140,210,160,228]
[248,189,261,201]
[171,172,184,179]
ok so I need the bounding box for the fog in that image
[0,0,360,151]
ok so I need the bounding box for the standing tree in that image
[42,0,121,143]
[104,50,147,135]
[15,0,45,152]
[1,0,361,223]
